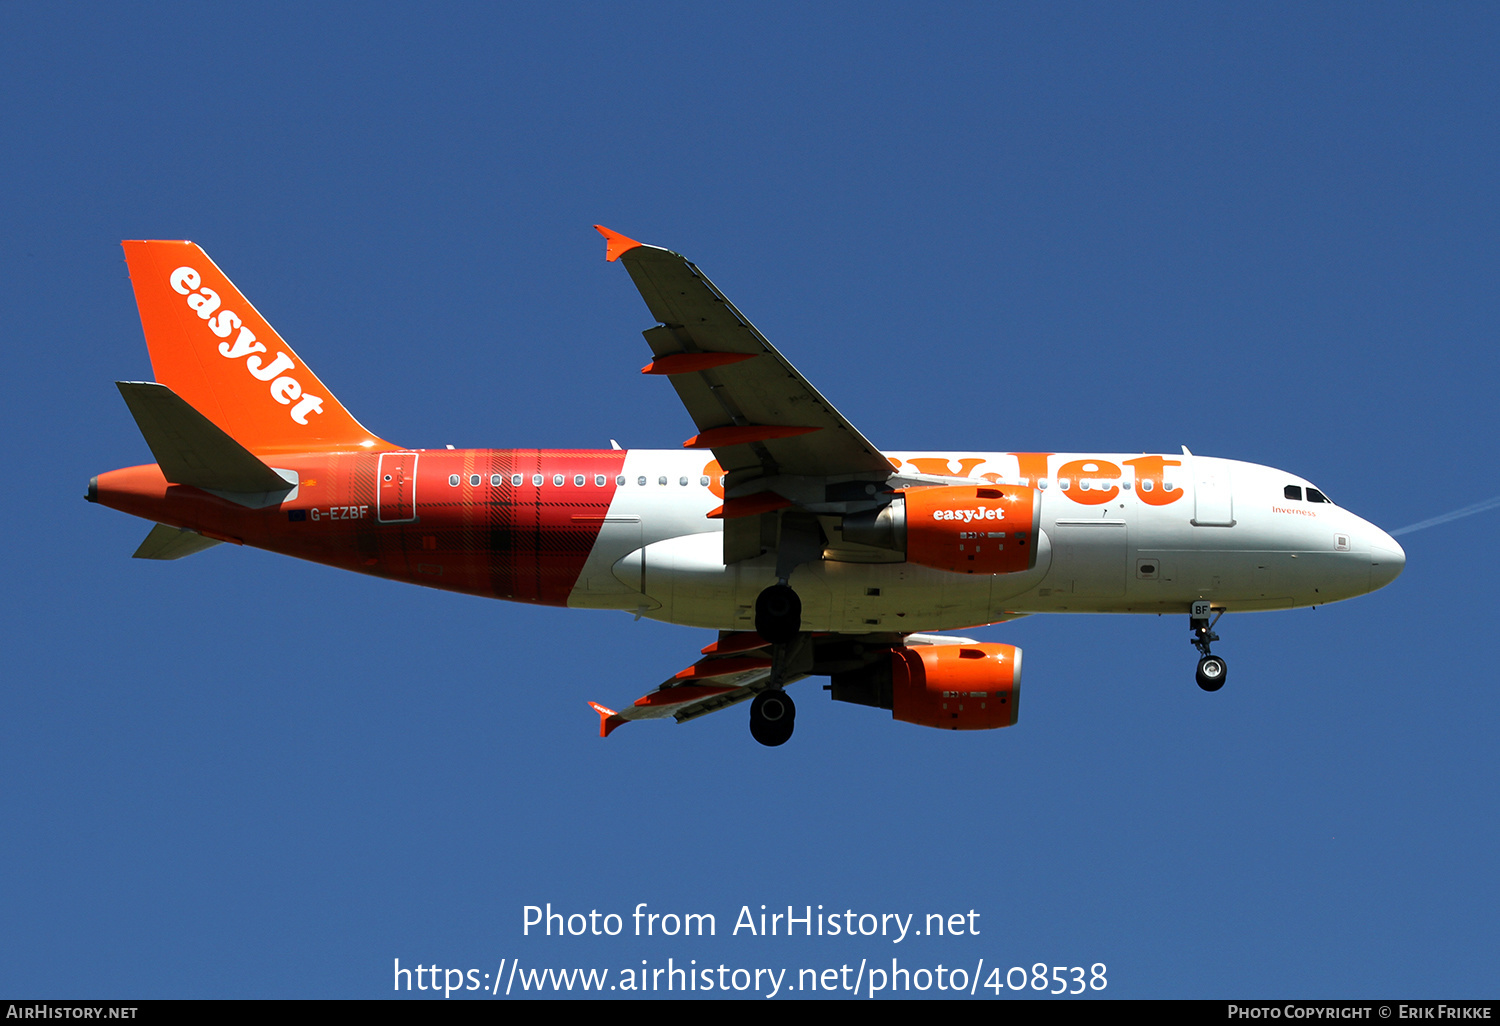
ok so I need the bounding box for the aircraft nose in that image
[1368,528,1405,591]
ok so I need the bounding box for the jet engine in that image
[829,642,1021,730]
[841,485,1041,575]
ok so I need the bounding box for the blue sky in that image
[3,2,1496,999]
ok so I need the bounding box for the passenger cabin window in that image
[469,475,480,487]
[595,474,606,487]
[616,475,626,486]
[448,475,459,487]
[490,474,501,487]
[1285,485,1303,500]
[553,474,564,487]
[658,476,668,486]
[512,474,523,487]
[532,474,543,487]
[574,475,585,487]
[637,476,647,486]
[1307,488,1330,504]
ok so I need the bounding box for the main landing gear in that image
[749,688,796,747]
[754,583,802,644]
[750,582,805,746]
[1190,600,1227,692]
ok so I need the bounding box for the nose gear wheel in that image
[1195,654,1227,691]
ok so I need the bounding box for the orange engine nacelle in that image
[841,485,1040,575]
[906,485,1039,575]
[828,643,1022,730]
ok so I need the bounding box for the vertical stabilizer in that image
[121,241,396,455]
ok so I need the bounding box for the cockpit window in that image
[1284,485,1303,500]
[1307,487,1331,504]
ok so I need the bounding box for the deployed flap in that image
[132,523,224,560]
[117,381,294,499]
[596,227,892,484]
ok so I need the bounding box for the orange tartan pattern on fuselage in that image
[96,450,626,606]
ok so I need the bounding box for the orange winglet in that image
[589,701,626,738]
[683,424,820,449]
[642,352,756,375]
[705,491,793,519]
[594,225,643,262]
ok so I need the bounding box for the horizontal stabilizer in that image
[132,523,223,560]
[116,381,296,506]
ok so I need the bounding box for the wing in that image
[598,227,897,561]
[597,226,891,481]
[588,631,807,737]
[584,629,1016,738]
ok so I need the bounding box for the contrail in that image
[1389,494,1500,537]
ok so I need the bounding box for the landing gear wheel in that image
[1189,602,1227,691]
[755,584,802,645]
[749,689,796,747]
[1196,655,1227,692]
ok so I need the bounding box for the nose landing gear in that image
[1190,600,1227,692]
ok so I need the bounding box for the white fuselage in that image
[566,450,1405,634]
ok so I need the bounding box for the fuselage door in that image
[377,452,419,523]
[1191,458,1235,527]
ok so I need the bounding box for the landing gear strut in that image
[750,582,806,745]
[749,688,796,746]
[1190,600,1227,692]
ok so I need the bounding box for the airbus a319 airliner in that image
[90,228,1405,745]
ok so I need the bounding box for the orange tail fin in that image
[121,241,396,455]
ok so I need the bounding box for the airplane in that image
[89,227,1406,746]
